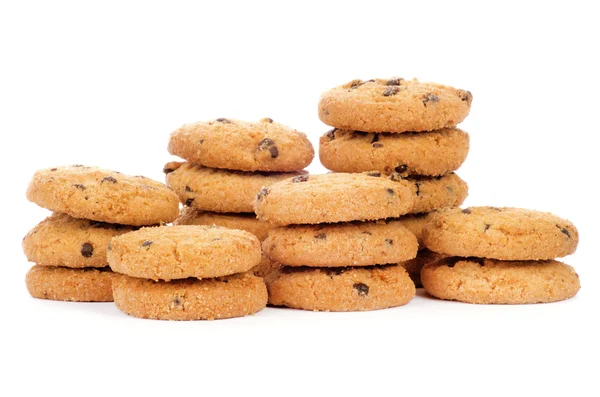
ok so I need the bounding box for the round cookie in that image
[320,128,469,175]
[263,221,418,267]
[253,173,414,225]
[25,265,118,302]
[393,213,431,249]
[266,264,416,311]
[26,165,179,226]
[23,213,135,268]
[402,173,468,214]
[113,272,267,320]
[174,207,274,241]
[107,225,261,281]
[423,207,579,260]
[168,118,314,172]
[318,78,472,133]
[421,257,580,304]
[399,249,446,288]
[164,161,305,213]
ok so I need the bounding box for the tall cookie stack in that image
[420,207,580,304]
[108,225,268,320]
[254,173,418,311]
[165,117,314,276]
[23,166,180,302]
[318,77,473,286]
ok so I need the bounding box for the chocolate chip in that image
[415,182,421,196]
[199,139,204,144]
[173,297,182,306]
[461,208,472,214]
[395,164,408,174]
[257,138,279,158]
[361,231,372,235]
[385,238,393,245]
[314,233,327,240]
[141,240,153,248]
[353,283,369,296]
[73,184,86,190]
[50,168,57,171]
[349,79,364,89]
[216,118,232,123]
[365,79,375,83]
[387,188,396,197]
[185,198,195,206]
[372,143,383,148]
[291,175,309,183]
[102,176,117,184]
[386,77,403,86]
[163,166,175,174]
[383,86,400,96]
[326,128,337,140]
[484,224,491,232]
[458,90,473,105]
[323,109,329,115]
[264,118,274,123]
[185,186,193,192]
[422,93,440,106]
[557,225,571,238]
[256,187,270,201]
[81,243,93,258]
[366,172,381,177]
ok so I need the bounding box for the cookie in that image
[421,257,580,304]
[320,128,469,175]
[23,213,135,268]
[164,161,305,213]
[266,264,415,311]
[399,249,445,288]
[113,272,267,320]
[423,207,579,260]
[174,207,274,241]
[401,173,468,214]
[318,78,472,133]
[26,165,179,226]
[107,225,261,281]
[254,173,414,225]
[25,265,118,302]
[393,213,430,248]
[263,221,418,267]
[168,118,314,172]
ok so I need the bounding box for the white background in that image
[1,1,599,396]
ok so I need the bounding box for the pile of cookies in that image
[23,166,179,301]
[318,77,472,285]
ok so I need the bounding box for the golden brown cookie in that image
[421,257,580,304]
[423,207,579,260]
[254,173,414,225]
[320,128,469,175]
[393,213,431,248]
[174,207,274,241]
[108,225,261,281]
[23,213,135,268]
[113,272,267,320]
[399,249,445,288]
[266,264,415,311]
[26,165,179,226]
[263,221,418,267]
[25,265,118,302]
[395,173,468,214]
[168,118,314,172]
[318,78,472,132]
[164,161,305,213]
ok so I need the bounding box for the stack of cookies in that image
[421,207,580,304]
[23,166,180,302]
[108,225,267,320]
[254,173,419,311]
[318,77,473,286]
[165,117,314,276]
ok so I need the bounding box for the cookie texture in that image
[253,255,281,278]
[107,225,261,281]
[320,128,469,175]
[168,118,314,172]
[423,207,579,260]
[174,207,274,241]
[318,78,472,133]
[399,249,445,288]
[421,257,580,304]
[25,265,118,302]
[393,213,431,249]
[254,173,414,225]
[165,161,305,213]
[266,264,415,311]
[23,213,135,268]
[26,165,179,226]
[113,272,267,320]
[263,222,418,267]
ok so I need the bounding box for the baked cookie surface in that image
[318,78,472,132]
[392,213,431,249]
[168,118,314,172]
[23,213,135,268]
[263,221,418,267]
[113,272,267,320]
[399,249,445,288]
[266,264,415,311]
[393,173,468,214]
[254,173,414,225]
[26,165,179,226]
[421,257,580,304]
[107,225,261,281]
[164,161,305,213]
[423,207,578,260]
[320,128,469,175]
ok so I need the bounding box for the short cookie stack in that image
[23,166,180,302]
[318,77,473,286]
[421,207,580,304]
[165,117,314,276]
[254,173,418,311]
[108,225,267,320]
